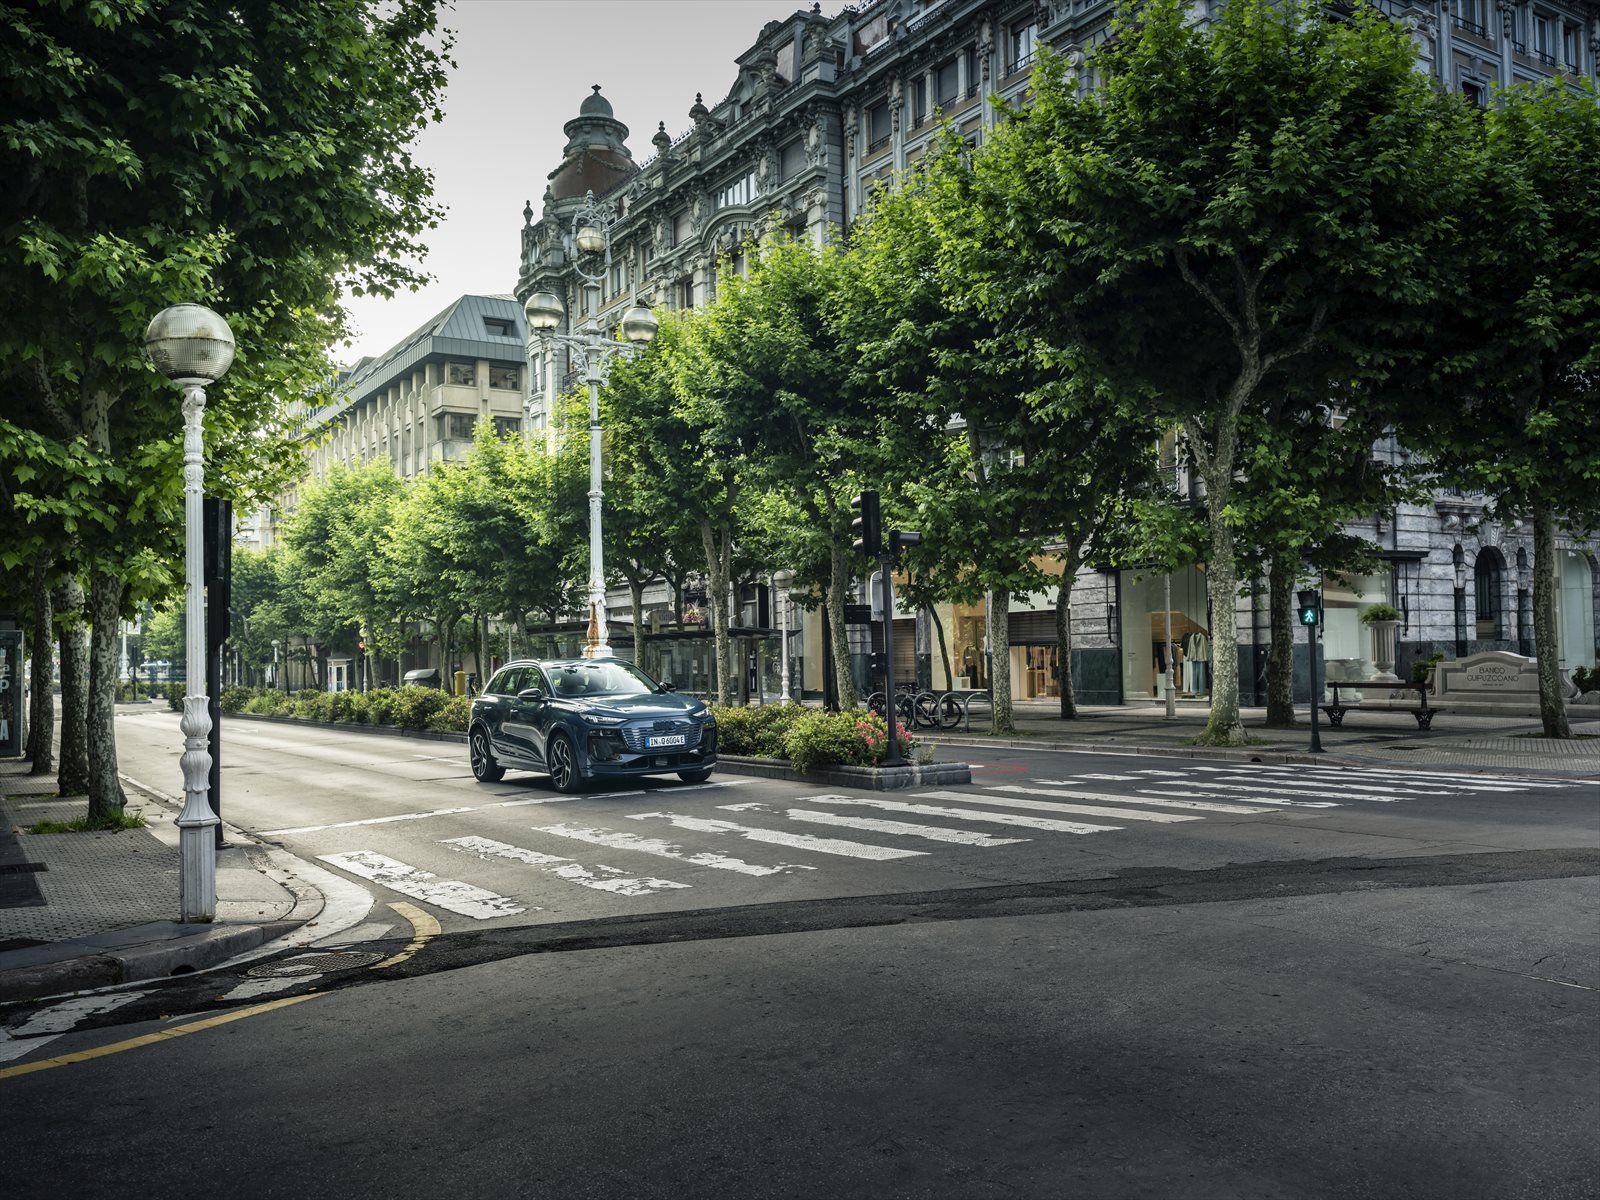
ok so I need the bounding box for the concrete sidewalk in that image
[0,761,322,1002]
[930,700,1600,778]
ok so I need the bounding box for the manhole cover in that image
[245,950,384,978]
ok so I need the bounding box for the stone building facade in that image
[515,0,1600,704]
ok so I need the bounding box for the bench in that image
[1322,680,1437,730]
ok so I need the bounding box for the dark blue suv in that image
[468,658,717,793]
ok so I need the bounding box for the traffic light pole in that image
[878,554,905,768]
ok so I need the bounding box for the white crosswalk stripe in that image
[1005,783,1284,815]
[625,812,928,860]
[534,822,817,876]
[1132,788,1339,808]
[318,850,528,920]
[441,835,692,896]
[805,793,1119,834]
[720,801,1030,847]
[971,786,1205,824]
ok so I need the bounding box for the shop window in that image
[488,366,519,390]
[445,362,475,386]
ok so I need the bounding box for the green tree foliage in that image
[937,0,1461,744]
[0,0,451,813]
[1397,79,1600,737]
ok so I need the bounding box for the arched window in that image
[1474,549,1505,641]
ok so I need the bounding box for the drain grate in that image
[245,950,384,978]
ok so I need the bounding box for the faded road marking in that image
[318,851,527,920]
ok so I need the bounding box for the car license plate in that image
[645,733,686,748]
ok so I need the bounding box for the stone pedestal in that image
[1432,651,1546,717]
[1368,620,1400,682]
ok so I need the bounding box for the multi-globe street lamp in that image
[145,302,234,922]
[524,189,658,659]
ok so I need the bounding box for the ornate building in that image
[515,0,1600,705]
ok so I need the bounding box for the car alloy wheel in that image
[470,728,504,783]
[548,732,580,793]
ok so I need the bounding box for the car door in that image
[489,667,529,759]
[518,666,554,765]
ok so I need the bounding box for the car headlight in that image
[582,712,626,725]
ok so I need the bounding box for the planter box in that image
[716,755,971,791]
[223,711,468,744]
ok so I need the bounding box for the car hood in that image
[569,693,707,720]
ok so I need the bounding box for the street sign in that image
[843,603,873,625]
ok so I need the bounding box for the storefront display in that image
[1119,566,1210,701]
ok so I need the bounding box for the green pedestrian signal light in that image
[1296,588,1321,627]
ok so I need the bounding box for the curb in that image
[0,921,298,1004]
[717,755,972,790]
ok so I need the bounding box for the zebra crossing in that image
[311,762,1587,922]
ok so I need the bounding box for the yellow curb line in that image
[0,993,318,1082]
[373,901,439,969]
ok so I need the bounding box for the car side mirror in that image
[516,687,545,703]
[659,681,677,692]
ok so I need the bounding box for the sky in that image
[339,0,842,365]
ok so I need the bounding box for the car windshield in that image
[545,661,660,700]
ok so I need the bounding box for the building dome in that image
[549,84,636,201]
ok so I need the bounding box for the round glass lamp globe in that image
[619,303,659,345]
[524,291,565,331]
[144,303,235,383]
[575,224,607,255]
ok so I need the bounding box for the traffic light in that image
[888,529,923,558]
[850,490,881,557]
[1296,589,1321,627]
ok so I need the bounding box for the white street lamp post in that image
[524,190,658,660]
[145,302,235,922]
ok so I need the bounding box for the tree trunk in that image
[1196,502,1245,745]
[701,520,733,707]
[988,587,1015,735]
[629,578,646,667]
[826,540,857,710]
[56,577,90,796]
[86,569,127,818]
[1264,557,1296,728]
[27,557,54,775]
[1531,506,1571,739]
[928,604,952,690]
[1055,556,1079,720]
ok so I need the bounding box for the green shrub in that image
[781,708,914,773]
[710,702,804,757]
[1360,603,1403,624]
[393,685,451,730]
[291,689,329,720]
[242,691,290,716]
[218,685,257,714]
[1409,651,1446,684]
[166,683,186,712]
[1574,665,1597,695]
[360,687,403,727]
[427,693,472,733]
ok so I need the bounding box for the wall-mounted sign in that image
[0,630,23,758]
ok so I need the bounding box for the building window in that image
[1008,20,1037,75]
[776,36,799,83]
[440,412,476,440]
[1474,551,1504,639]
[493,416,522,437]
[779,138,805,181]
[671,210,691,247]
[936,58,960,106]
[1534,14,1555,64]
[676,278,694,310]
[910,77,926,127]
[1561,23,1579,68]
[715,170,759,209]
[1455,0,1486,35]
[609,262,625,296]
[1461,80,1486,107]
[482,317,514,337]
[866,100,891,152]
[963,47,979,97]
[488,365,520,390]
[445,362,475,386]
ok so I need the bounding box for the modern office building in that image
[514,0,1599,705]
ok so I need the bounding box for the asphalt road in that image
[2,710,1595,1198]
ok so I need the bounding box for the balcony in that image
[867,132,892,155]
[1453,16,1486,36]
[1005,50,1036,77]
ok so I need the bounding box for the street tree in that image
[941,1,1462,744]
[1399,80,1600,737]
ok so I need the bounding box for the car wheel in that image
[547,731,583,794]
[677,768,713,784]
[470,726,505,783]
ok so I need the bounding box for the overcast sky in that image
[339,0,841,364]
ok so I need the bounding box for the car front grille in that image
[620,718,704,753]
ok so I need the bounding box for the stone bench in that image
[1322,680,1438,730]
